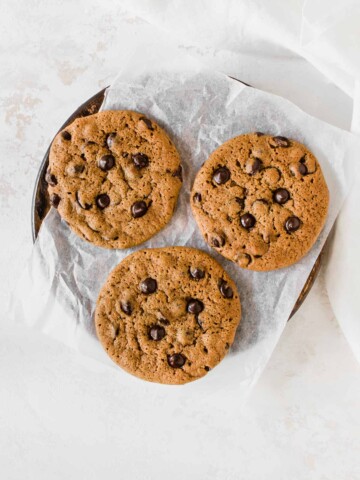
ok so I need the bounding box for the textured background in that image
[1,2,360,479]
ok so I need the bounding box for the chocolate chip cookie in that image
[47,110,182,249]
[95,247,241,384]
[191,133,329,271]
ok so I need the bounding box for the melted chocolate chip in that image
[187,299,204,314]
[140,117,154,130]
[121,301,132,315]
[240,213,256,229]
[273,188,290,204]
[285,216,301,232]
[73,164,85,173]
[132,153,149,169]
[98,155,115,171]
[189,267,205,280]
[50,193,60,208]
[247,158,263,175]
[96,193,110,209]
[239,253,252,267]
[298,163,308,175]
[167,353,186,368]
[213,167,230,185]
[172,165,183,181]
[75,192,92,210]
[197,317,204,329]
[193,192,202,202]
[272,136,290,147]
[106,133,116,148]
[45,170,57,186]
[140,277,157,294]
[254,132,264,136]
[61,131,71,141]
[149,325,165,341]
[211,234,225,248]
[218,279,234,299]
[235,197,245,209]
[131,201,148,218]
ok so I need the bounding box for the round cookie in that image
[47,110,182,249]
[95,247,241,384]
[191,133,329,271]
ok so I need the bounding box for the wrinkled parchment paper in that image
[14,51,358,401]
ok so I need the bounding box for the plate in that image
[32,86,322,319]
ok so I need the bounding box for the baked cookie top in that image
[47,110,182,249]
[191,133,329,271]
[95,247,241,384]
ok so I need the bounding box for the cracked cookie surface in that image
[191,133,329,271]
[47,110,182,249]
[95,247,241,384]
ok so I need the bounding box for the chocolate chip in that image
[75,192,92,210]
[131,200,148,218]
[235,197,245,209]
[159,318,170,326]
[98,155,115,171]
[298,163,308,175]
[218,280,234,299]
[45,170,57,186]
[237,253,252,267]
[246,157,263,175]
[50,193,60,208]
[254,132,264,136]
[132,153,149,169]
[197,317,204,329]
[187,299,204,314]
[211,234,225,248]
[140,117,154,130]
[96,193,110,209]
[121,301,132,315]
[285,216,301,232]
[204,366,210,372]
[240,213,256,229]
[172,165,183,181]
[61,131,71,141]
[140,277,157,294]
[189,267,205,280]
[273,188,290,204]
[149,325,165,341]
[213,167,230,185]
[105,133,116,148]
[167,353,186,368]
[272,136,290,147]
[73,164,85,173]
[193,192,202,202]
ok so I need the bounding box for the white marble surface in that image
[1,2,360,479]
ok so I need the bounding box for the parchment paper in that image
[14,50,359,401]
